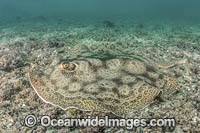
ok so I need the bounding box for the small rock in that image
[173,125,184,133]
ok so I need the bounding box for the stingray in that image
[28,56,185,116]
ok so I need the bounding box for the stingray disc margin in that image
[28,72,121,115]
[28,72,96,112]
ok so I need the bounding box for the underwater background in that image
[0,0,200,49]
[0,0,200,132]
[1,0,200,22]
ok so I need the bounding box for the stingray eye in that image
[60,62,77,72]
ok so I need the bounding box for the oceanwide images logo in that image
[24,114,176,130]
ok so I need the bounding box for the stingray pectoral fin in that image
[28,72,52,104]
[28,72,81,111]
[156,58,188,69]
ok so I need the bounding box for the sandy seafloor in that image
[0,16,200,132]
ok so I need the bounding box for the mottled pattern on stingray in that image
[29,57,178,116]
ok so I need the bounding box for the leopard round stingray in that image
[29,57,178,116]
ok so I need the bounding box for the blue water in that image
[0,0,200,48]
[0,0,200,23]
